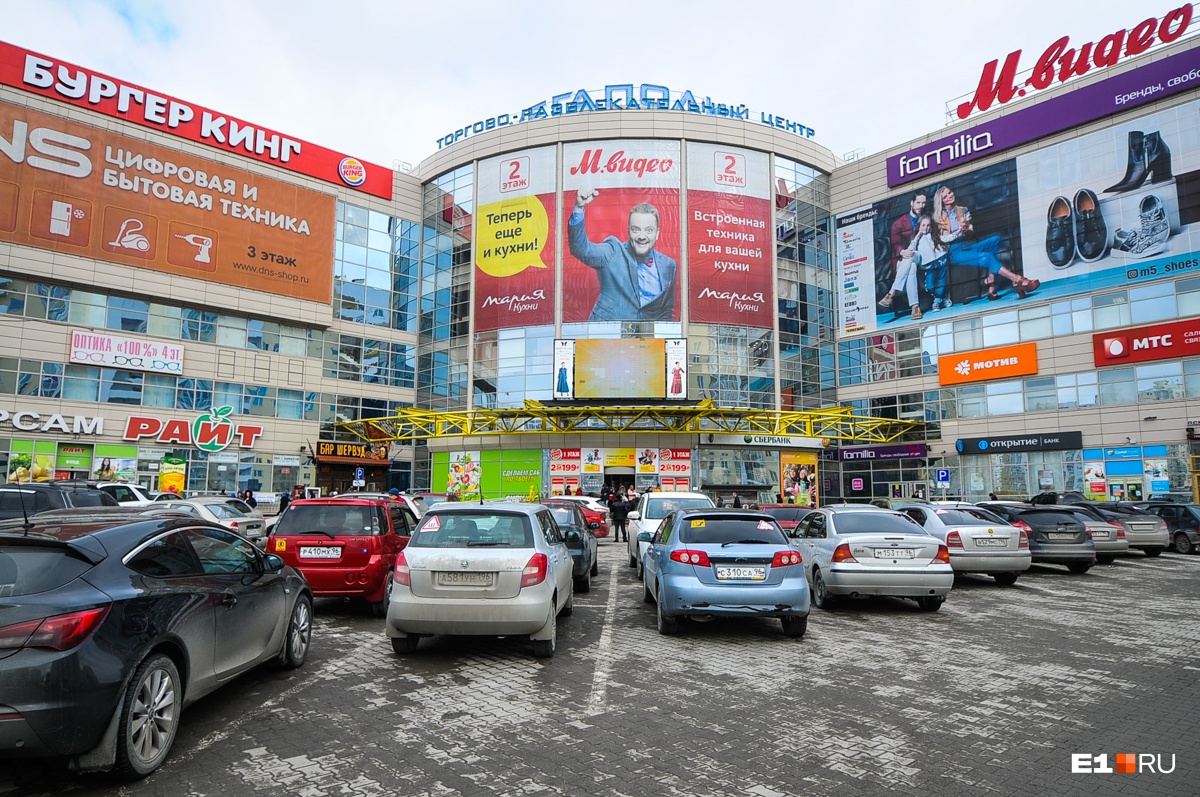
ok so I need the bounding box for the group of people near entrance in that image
[881,186,1039,320]
[601,484,655,542]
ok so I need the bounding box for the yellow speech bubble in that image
[476,196,549,278]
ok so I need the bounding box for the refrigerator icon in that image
[50,201,73,236]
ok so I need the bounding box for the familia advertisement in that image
[562,139,681,323]
[473,147,557,331]
[837,96,1200,336]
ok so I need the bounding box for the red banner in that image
[1093,318,1200,366]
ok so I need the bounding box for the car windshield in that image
[548,507,581,528]
[645,497,711,518]
[764,507,805,521]
[274,505,383,536]
[833,513,927,535]
[410,512,533,547]
[70,492,115,507]
[207,503,244,520]
[1018,510,1081,525]
[934,508,1005,526]
[678,517,787,545]
[0,545,93,596]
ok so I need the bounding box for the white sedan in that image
[148,497,266,546]
[895,502,1031,585]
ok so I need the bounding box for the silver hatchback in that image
[897,503,1031,585]
[385,502,575,658]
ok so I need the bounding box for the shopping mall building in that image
[2,9,1199,503]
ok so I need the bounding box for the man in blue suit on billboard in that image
[568,188,677,321]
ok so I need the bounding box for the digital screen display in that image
[575,339,666,399]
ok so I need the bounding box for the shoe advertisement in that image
[836,98,1200,338]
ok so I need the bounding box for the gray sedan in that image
[896,503,1031,585]
[794,506,954,612]
[147,497,266,546]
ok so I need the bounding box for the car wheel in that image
[371,576,393,618]
[992,572,1019,586]
[643,575,654,604]
[916,596,944,612]
[656,588,678,635]
[628,548,637,568]
[811,568,838,610]
[591,555,599,576]
[560,588,574,617]
[575,567,591,593]
[1067,562,1092,574]
[780,615,807,638]
[278,594,312,669]
[1096,555,1116,564]
[636,556,644,581]
[532,606,556,658]
[115,654,181,778]
[1173,533,1195,555]
[1144,547,1164,558]
[390,634,421,654]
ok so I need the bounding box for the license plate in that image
[974,538,1007,547]
[1090,530,1109,538]
[715,566,766,581]
[1048,532,1076,541]
[299,546,341,559]
[437,571,494,587]
[874,548,915,559]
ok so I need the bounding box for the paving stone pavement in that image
[3,542,1198,797]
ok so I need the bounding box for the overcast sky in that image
[1,0,1171,171]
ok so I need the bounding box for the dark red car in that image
[760,504,816,535]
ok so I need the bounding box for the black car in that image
[544,500,599,592]
[0,512,313,777]
[977,503,1096,573]
[1136,502,1200,554]
[0,483,117,520]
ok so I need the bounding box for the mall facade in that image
[2,12,1199,503]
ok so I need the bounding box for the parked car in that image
[551,495,609,537]
[147,497,267,546]
[759,504,817,534]
[976,503,1096,573]
[641,507,809,637]
[1053,505,1130,564]
[350,491,429,519]
[627,491,714,579]
[150,491,187,502]
[543,500,600,592]
[1146,492,1193,503]
[52,480,156,507]
[0,483,118,520]
[794,506,953,611]
[894,502,1031,585]
[385,502,574,658]
[268,496,415,616]
[1056,502,1173,560]
[411,492,450,507]
[1134,502,1200,554]
[0,512,312,777]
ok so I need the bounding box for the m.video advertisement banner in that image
[838,93,1200,337]
[686,143,773,327]
[0,101,335,303]
[562,139,681,323]
[474,147,556,331]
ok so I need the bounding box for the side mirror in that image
[564,530,581,542]
[628,511,641,520]
[264,553,285,571]
[637,530,654,543]
[588,521,600,529]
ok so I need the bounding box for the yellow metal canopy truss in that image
[334,400,921,444]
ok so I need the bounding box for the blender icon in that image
[174,232,213,263]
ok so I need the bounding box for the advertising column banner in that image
[562,140,681,322]
[686,143,773,327]
[781,451,818,507]
[553,339,575,400]
[474,147,557,331]
[0,101,336,303]
[657,448,692,481]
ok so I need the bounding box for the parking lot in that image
[3,541,1197,797]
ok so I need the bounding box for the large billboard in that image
[838,94,1200,337]
[562,139,681,323]
[0,101,335,303]
[686,143,773,327]
[555,338,686,400]
[474,147,556,331]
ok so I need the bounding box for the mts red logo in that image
[1102,334,1173,358]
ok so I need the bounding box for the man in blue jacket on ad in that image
[568,188,677,321]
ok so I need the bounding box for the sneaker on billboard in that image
[1113,194,1169,258]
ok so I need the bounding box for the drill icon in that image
[175,233,213,263]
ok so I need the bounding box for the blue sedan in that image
[641,508,810,637]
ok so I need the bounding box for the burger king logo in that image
[550,449,563,461]
[1102,336,1129,358]
[338,157,367,187]
[659,448,672,461]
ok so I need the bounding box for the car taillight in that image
[1019,531,1029,549]
[229,520,239,528]
[771,550,802,567]
[934,544,951,564]
[0,607,109,652]
[669,549,711,566]
[1109,522,1126,539]
[831,543,857,563]
[393,551,410,586]
[1013,520,1032,531]
[946,531,963,549]
[521,553,548,587]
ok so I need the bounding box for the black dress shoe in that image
[1073,188,1108,262]
[1046,195,1074,267]
[1105,131,1146,193]
[1144,132,1173,185]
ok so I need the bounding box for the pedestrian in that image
[716,495,726,508]
[278,489,291,513]
[731,492,742,508]
[611,492,630,543]
[244,489,257,509]
[988,492,998,501]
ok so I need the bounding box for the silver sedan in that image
[794,506,954,612]
[896,503,1031,585]
[148,497,266,545]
